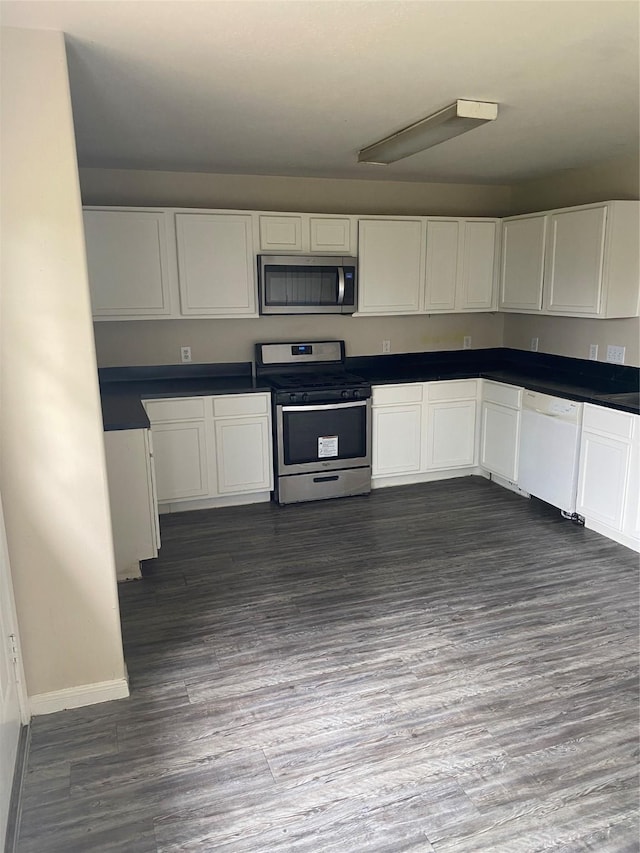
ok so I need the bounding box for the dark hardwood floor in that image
[17,477,640,852]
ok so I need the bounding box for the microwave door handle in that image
[337,267,345,304]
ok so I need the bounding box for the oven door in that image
[276,399,371,475]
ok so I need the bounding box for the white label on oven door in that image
[318,435,338,458]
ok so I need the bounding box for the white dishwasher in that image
[518,390,583,515]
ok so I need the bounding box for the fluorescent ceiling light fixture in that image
[358,99,499,165]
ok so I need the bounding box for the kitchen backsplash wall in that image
[503,315,640,368]
[93,314,505,367]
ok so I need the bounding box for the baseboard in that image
[488,473,531,497]
[372,467,482,490]
[4,724,30,853]
[159,491,271,514]
[583,518,640,554]
[29,677,129,717]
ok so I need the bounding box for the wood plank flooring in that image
[16,477,640,852]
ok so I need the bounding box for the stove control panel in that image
[278,386,371,405]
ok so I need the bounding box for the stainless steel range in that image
[255,341,372,505]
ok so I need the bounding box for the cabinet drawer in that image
[372,384,424,406]
[427,379,478,401]
[583,404,635,440]
[482,381,522,409]
[212,393,270,418]
[143,397,205,423]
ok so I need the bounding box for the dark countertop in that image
[347,349,640,414]
[99,349,640,431]
[100,363,272,430]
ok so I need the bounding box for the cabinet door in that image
[499,215,546,311]
[480,402,520,481]
[103,429,159,580]
[426,400,477,470]
[310,217,352,254]
[622,422,640,544]
[214,417,273,494]
[84,209,173,318]
[424,220,458,312]
[259,215,303,251]
[459,220,498,311]
[545,206,607,315]
[358,219,424,314]
[175,213,257,316]
[151,421,209,500]
[372,405,422,476]
[576,430,630,529]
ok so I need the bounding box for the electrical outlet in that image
[180,346,192,363]
[530,337,539,352]
[382,340,391,354]
[606,345,625,365]
[589,344,598,361]
[463,336,472,350]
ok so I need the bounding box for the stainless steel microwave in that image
[258,255,357,315]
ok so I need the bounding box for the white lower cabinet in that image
[576,404,639,550]
[103,428,160,581]
[372,384,423,477]
[214,417,272,494]
[425,381,479,469]
[372,380,479,483]
[372,405,423,477]
[479,381,523,483]
[152,421,210,500]
[144,393,273,509]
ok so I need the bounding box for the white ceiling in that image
[1,0,639,185]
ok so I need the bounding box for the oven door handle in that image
[281,400,367,412]
[337,267,345,305]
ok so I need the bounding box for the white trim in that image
[372,466,485,490]
[158,491,271,514]
[116,564,143,582]
[29,678,129,716]
[583,518,640,554]
[488,473,530,497]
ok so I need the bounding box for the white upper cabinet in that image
[424,220,458,312]
[545,205,607,315]
[259,215,303,252]
[358,219,424,314]
[458,219,499,311]
[309,217,353,254]
[85,201,637,321]
[424,218,499,313]
[259,214,355,254]
[499,215,547,312]
[501,201,639,318]
[175,213,257,316]
[84,208,174,319]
